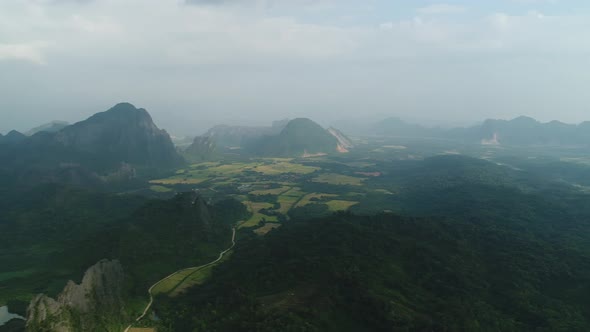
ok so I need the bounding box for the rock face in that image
[204,121,286,148]
[26,260,127,332]
[25,121,69,136]
[371,116,590,146]
[247,118,345,157]
[327,127,353,152]
[185,135,216,161]
[0,103,184,189]
[54,103,183,169]
[0,130,27,144]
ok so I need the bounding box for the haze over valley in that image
[2,1,590,332]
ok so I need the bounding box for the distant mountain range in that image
[184,135,217,162]
[202,119,288,148]
[0,103,183,187]
[52,103,182,167]
[370,116,590,146]
[188,118,353,158]
[25,121,69,136]
[247,118,343,157]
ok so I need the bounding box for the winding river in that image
[0,305,24,326]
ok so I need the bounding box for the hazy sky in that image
[1,0,590,135]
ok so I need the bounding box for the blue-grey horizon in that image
[1,0,590,136]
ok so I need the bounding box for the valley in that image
[3,104,590,331]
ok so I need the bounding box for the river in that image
[0,306,24,326]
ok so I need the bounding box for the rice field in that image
[169,252,233,297]
[151,267,200,296]
[240,201,278,228]
[253,162,319,175]
[312,173,366,186]
[325,200,359,211]
[296,193,337,207]
[249,186,292,196]
[149,185,172,193]
[277,187,305,213]
[253,223,282,236]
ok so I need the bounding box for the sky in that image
[1,0,590,136]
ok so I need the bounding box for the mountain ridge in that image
[371,115,590,146]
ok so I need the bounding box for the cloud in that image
[417,4,466,15]
[0,42,48,64]
[2,0,590,133]
[1,0,589,66]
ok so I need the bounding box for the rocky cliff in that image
[26,259,127,332]
[185,135,216,161]
[247,118,344,157]
[54,103,183,169]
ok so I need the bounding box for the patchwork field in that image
[169,252,232,297]
[296,193,337,207]
[149,157,377,233]
[325,200,359,211]
[253,162,319,175]
[312,173,366,186]
[249,186,292,196]
[150,177,208,185]
[151,267,200,296]
[150,185,172,193]
[241,201,278,228]
[253,223,282,236]
[277,188,306,213]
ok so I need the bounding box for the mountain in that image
[155,211,590,331]
[0,103,183,188]
[372,117,441,138]
[461,116,590,145]
[370,116,590,146]
[26,260,128,332]
[327,127,354,152]
[204,120,287,148]
[0,130,27,144]
[0,184,249,325]
[25,121,69,136]
[184,135,216,161]
[248,118,345,157]
[53,103,182,169]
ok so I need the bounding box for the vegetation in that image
[0,187,248,305]
[247,118,340,156]
[5,115,590,332]
[154,211,590,331]
[312,173,365,186]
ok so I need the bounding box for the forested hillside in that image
[155,213,590,331]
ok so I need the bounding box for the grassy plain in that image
[249,186,292,195]
[296,193,337,207]
[277,188,305,213]
[312,173,366,186]
[149,185,172,193]
[150,157,371,228]
[169,252,233,297]
[253,162,319,175]
[253,223,282,236]
[151,268,198,296]
[325,200,359,211]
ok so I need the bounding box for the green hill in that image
[248,118,340,156]
[25,121,69,136]
[155,211,590,331]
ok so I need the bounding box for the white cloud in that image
[1,0,588,67]
[417,4,466,15]
[2,0,590,132]
[0,42,48,64]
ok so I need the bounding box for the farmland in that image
[145,155,394,235]
[312,173,365,186]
